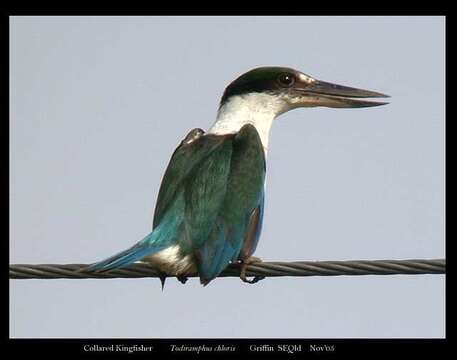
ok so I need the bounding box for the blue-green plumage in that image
[87,124,266,285]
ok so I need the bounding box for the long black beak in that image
[295,79,389,108]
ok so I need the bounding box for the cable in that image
[9,258,445,280]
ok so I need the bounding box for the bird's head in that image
[219,66,389,118]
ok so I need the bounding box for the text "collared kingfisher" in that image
[86,66,388,286]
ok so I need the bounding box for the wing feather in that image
[151,124,266,283]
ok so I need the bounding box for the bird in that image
[85,66,388,286]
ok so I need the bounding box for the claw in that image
[158,272,167,291]
[239,256,265,284]
[176,275,188,284]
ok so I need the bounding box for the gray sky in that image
[10,16,445,338]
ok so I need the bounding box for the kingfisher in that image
[86,66,388,286]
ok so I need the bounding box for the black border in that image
[4,13,447,357]
[6,339,449,356]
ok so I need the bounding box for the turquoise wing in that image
[152,124,266,284]
[153,128,226,228]
[190,124,266,283]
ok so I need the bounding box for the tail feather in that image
[85,231,167,272]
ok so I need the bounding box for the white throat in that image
[207,93,289,152]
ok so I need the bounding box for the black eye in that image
[277,73,295,87]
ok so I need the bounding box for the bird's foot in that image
[176,275,188,284]
[239,256,265,284]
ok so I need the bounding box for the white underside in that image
[143,245,197,276]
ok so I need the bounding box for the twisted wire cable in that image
[9,258,445,280]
